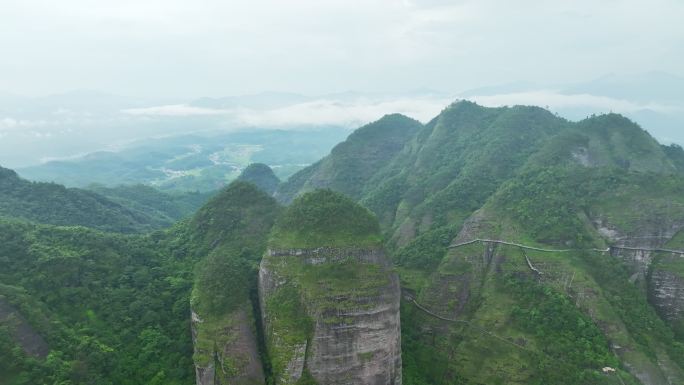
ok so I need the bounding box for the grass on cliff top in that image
[268,189,382,249]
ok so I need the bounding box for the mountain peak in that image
[0,166,18,180]
[269,189,381,249]
[237,163,280,195]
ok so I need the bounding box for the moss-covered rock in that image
[260,190,401,384]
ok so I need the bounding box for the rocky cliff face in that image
[398,206,684,385]
[191,307,265,385]
[593,216,683,280]
[191,310,216,385]
[649,257,684,339]
[186,181,281,385]
[591,213,684,334]
[259,247,402,385]
[650,266,684,330]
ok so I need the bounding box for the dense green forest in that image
[3,101,684,384]
[0,167,175,233]
[0,220,195,385]
[89,184,213,225]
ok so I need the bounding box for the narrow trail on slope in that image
[436,238,644,385]
[408,291,629,382]
[520,247,543,275]
[406,296,536,354]
[413,238,646,383]
[447,238,684,255]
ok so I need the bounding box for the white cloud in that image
[464,91,682,114]
[120,97,452,126]
[124,91,680,128]
[0,117,48,131]
[122,104,231,116]
[0,118,18,130]
[232,98,452,127]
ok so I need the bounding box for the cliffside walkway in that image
[408,294,628,383]
[405,296,535,353]
[447,238,684,255]
[520,248,543,275]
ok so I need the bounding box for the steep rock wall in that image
[259,247,402,385]
[649,255,684,338]
[191,307,265,385]
[650,267,684,323]
[592,216,684,334]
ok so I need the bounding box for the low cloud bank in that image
[465,90,681,115]
[121,90,682,130]
[121,97,453,127]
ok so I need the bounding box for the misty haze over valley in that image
[1,1,684,385]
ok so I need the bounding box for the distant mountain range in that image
[2,71,681,171]
[460,71,684,145]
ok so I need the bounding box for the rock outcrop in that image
[187,181,281,385]
[259,247,402,385]
[591,214,684,334]
[191,307,265,385]
[259,190,402,385]
[650,266,684,330]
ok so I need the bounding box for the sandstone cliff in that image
[259,190,402,385]
[191,307,265,385]
[259,247,401,385]
[590,206,684,339]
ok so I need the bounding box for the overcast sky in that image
[0,0,682,98]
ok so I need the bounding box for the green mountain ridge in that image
[275,113,422,203]
[278,101,684,385]
[3,100,684,385]
[89,184,214,224]
[0,166,175,233]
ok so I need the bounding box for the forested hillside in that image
[89,184,213,225]
[276,113,422,203]
[4,101,684,385]
[279,101,684,385]
[0,167,178,233]
[0,220,196,385]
